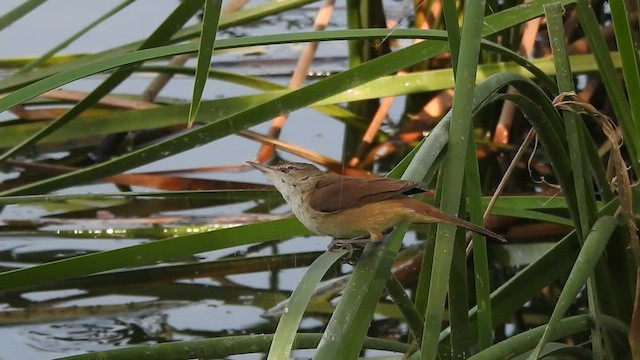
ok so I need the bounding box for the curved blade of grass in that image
[140,66,366,128]
[1,18,568,111]
[0,43,194,111]
[10,251,323,294]
[0,218,309,292]
[492,91,578,220]
[0,0,320,91]
[484,196,569,210]
[0,54,571,151]
[0,38,457,196]
[0,0,205,161]
[415,74,578,353]
[267,250,347,360]
[465,314,628,360]
[1,42,564,151]
[0,50,574,151]
[0,0,46,31]
[489,206,573,227]
[486,84,627,350]
[0,24,568,117]
[187,0,221,128]
[385,274,425,340]
[10,0,136,77]
[141,66,288,91]
[223,51,619,106]
[0,189,279,205]
[58,333,412,360]
[513,344,592,360]
[0,30,495,111]
[576,4,640,348]
[0,92,285,149]
[529,216,618,359]
[0,0,575,94]
[3,39,576,200]
[318,52,620,106]
[0,193,562,215]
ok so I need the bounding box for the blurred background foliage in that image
[0,0,638,359]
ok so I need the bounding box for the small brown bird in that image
[247,161,505,244]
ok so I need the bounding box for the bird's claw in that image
[328,238,370,262]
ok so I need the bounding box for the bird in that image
[247,161,505,246]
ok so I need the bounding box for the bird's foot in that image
[328,238,370,250]
[328,238,370,262]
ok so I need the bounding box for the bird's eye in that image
[285,165,296,172]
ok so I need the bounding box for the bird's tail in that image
[402,198,506,242]
[443,213,506,242]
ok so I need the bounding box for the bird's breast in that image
[285,195,328,235]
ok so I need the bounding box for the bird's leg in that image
[368,230,385,242]
[328,238,369,263]
[328,236,371,258]
[328,228,393,251]
[328,237,371,251]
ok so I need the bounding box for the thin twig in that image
[256,0,336,162]
[466,128,536,256]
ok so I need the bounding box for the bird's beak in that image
[246,161,272,174]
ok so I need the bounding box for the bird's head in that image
[247,161,324,194]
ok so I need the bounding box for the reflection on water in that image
[26,315,168,352]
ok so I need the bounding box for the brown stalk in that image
[239,129,370,177]
[347,95,396,167]
[503,222,571,240]
[356,2,446,168]
[9,106,66,120]
[44,88,157,110]
[344,18,422,168]
[350,16,440,168]
[494,8,541,146]
[6,88,158,120]
[465,128,536,256]
[357,89,455,168]
[464,5,543,255]
[3,214,285,230]
[256,0,336,163]
[568,13,638,55]
[5,160,270,191]
[143,164,249,175]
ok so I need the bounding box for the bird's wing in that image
[308,175,426,213]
